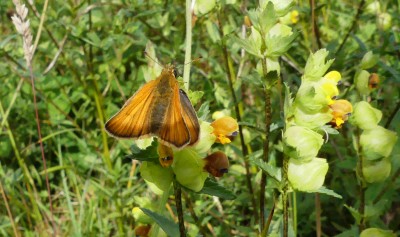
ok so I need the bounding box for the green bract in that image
[284,126,324,161]
[360,126,398,161]
[293,106,332,129]
[193,121,216,155]
[303,49,334,81]
[378,13,392,31]
[294,82,331,113]
[354,70,371,96]
[140,162,174,193]
[288,158,329,192]
[350,101,382,130]
[194,0,216,15]
[360,51,379,70]
[360,228,396,237]
[173,149,208,192]
[261,0,294,16]
[362,158,391,183]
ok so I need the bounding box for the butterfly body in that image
[105,66,200,149]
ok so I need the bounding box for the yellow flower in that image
[329,100,353,128]
[211,116,239,144]
[290,10,299,24]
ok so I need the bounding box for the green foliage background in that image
[0,0,399,236]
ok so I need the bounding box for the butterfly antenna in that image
[144,51,163,67]
[176,57,202,69]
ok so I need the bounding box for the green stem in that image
[0,102,42,228]
[183,0,192,90]
[293,192,297,236]
[57,134,80,236]
[336,0,366,54]
[355,128,366,231]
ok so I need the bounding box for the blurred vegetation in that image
[0,0,399,236]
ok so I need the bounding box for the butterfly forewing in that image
[105,79,158,138]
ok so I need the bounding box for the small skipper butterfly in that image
[105,65,200,149]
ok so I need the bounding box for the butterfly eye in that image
[173,68,178,78]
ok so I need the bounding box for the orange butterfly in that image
[105,65,200,149]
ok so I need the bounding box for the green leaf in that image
[249,157,281,182]
[234,37,262,58]
[344,204,362,224]
[265,32,298,57]
[316,186,342,199]
[197,102,210,121]
[140,208,180,237]
[126,141,158,162]
[197,178,236,200]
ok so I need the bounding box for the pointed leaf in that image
[316,186,342,199]
[197,178,236,200]
[249,157,281,182]
[140,208,179,237]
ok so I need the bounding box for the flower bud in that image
[366,2,380,14]
[360,126,398,161]
[329,99,353,128]
[135,225,151,237]
[288,158,329,192]
[244,15,252,27]
[140,162,174,192]
[211,116,239,144]
[360,228,396,237]
[283,126,323,161]
[350,101,382,130]
[369,73,380,89]
[354,70,371,96]
[378,13,392,31]
[360,51,379,70]
[173,149,208,192]
[362,158,391,183]
[204,151,229,177]
[157,143,174,167]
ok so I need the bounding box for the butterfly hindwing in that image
[179,89,200,145]
[157,82,191,148]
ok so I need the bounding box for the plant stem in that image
[310,0,322,50]
[336,0,366,54]
[217,12,258,222]
[373,168,400,204]
[183,0,193,90]
[183,192,210,236]
[29,59,57,236]
[261,196,276,237]
[260,57,272,228]
[315,193,321,237]
[356,128,366,231]
[384,100,400,129]
[0,179,20,237]
[282,157,289,237]
[174,181,186,237]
